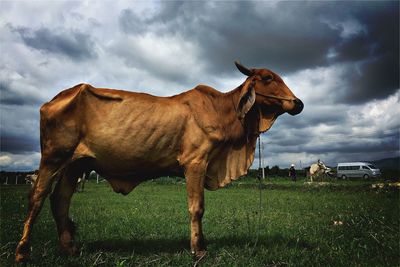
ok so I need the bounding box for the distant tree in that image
[247,169,259,178]
[270,165,280,176]
[265,166,270,175]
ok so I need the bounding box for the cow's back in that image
[40,84,189,176]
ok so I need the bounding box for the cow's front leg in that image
[185,161,206,258]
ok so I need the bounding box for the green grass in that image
[1,178,399,266]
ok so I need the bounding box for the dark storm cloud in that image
[332,2,399,103]
[275,107,349,129]
[340,54,399,103]
[119,1,398,103]
[11,25,97,60]
[0,132,40,153]
[332,1,398,63]
[305,133,398,155]
[0,81,43,106]
[334,35,371,62]
[119,2,338,75]
[1,103,40,154]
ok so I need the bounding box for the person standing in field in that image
[289,164,297,182]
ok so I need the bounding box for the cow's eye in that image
[262,75,273,82]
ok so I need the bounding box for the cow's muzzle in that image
[288,98,304,115]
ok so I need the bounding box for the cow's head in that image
[235,61,303,132]
[318,161,331,173]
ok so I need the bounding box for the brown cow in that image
[15,62,303,262]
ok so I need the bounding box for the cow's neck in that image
[204,85,260,190]
[223,86,260,141]
[204,85,257,189]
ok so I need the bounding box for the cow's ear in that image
[237,77,257,119]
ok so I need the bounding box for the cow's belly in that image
[93,152,182,177]
[82,132,182,176]
[81,115,185,176]
[75,96,189,178]
[78,142,183,195]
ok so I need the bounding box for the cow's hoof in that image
[60,245,78,256]
[68,245,78,255]
[191,250,207,259]
[15,242,30,263]
[15,252,30,263]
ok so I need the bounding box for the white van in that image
[337,162,381,179]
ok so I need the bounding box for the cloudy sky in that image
[0,1,399,171]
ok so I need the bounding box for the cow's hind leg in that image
[50,162,83,255]
[15,163,60,262]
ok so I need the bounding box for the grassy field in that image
[1,177,399,266]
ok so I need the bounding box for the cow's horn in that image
[235,61,253,76]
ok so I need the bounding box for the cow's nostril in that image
[295,99,304,110]
[289,98,304,115]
